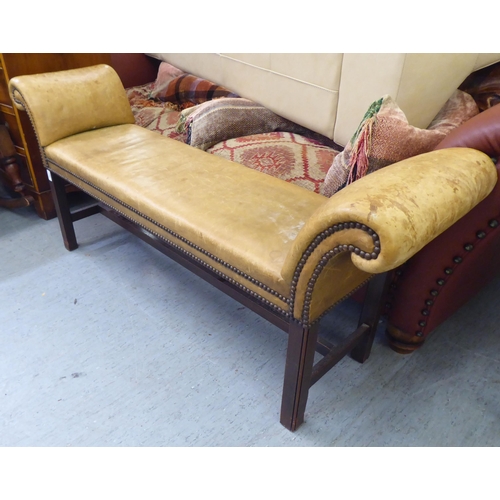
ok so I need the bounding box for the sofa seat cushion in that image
[43,124,327,305]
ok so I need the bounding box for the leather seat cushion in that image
[44,124,326,300]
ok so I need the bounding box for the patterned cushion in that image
[149,62,238,107]
[320,90,479,197]
[207,132,339,194]
[126,83,187,142]
[177,97,326,151]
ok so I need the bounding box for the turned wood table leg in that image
[0,123,33,208]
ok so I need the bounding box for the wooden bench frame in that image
[48,168,391,431]
[10,64,496,432]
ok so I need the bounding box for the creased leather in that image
[9,64,135,147]
[11,64,498,328]
[44,124,325,299]
[282,148,497,280]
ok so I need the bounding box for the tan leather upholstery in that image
[9,64,135,147]
[148,53,500,146]
[283,148,497,276]
[42,125,323,301]
[9,64,498,325]
[9,63,499,431]
[40,129,496,322]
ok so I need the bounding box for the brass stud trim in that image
[289,223,381,324]
[45,160,291,313]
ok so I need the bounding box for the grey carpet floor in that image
[1,201,500,447]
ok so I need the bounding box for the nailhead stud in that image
[477,231,487,239]
[444,268,453,275]
[464,243,474,251]
[453,256,463,264]
[437,279,445,286]
[489,219,499,228]
[416,331,424,337]
[430,290,439,296]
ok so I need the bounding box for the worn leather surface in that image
[11,64,499,326]
[45,124,496,322]
[42,156,293,312]
[9,64,135,147]
[283,148,497,279]
[44,124,325,299]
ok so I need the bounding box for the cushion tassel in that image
[346,118,373,185]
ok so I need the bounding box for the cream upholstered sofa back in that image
[147,53,500,147]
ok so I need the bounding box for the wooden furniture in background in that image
[0,122,32,209]
[0,53,159,219]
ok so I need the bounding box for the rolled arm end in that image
[282,148,497,280]
[8,64,135,147]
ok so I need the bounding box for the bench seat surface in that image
[45,124,326,297]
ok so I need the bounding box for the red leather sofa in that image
[386,102,500,352]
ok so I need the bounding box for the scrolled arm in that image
[9,64,135,148]
[282,147,497,283]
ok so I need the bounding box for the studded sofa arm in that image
[385,103,500,352]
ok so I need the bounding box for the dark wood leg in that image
[280,321,319,431]
[48,170,78,251]
[350,271,392,363]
